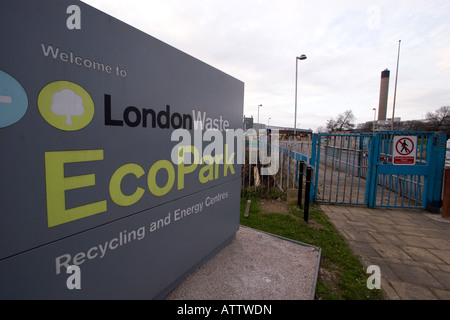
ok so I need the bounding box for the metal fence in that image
[241,131,447,211]
[372,132,429,208]
[314,134,371,205]
[241,137,313,199]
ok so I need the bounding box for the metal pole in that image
[391,40,401,131]
[257,104,262,125]
[297,161,305,208]
[304,166,312,223]
[442,168,450,219]
[373,108,376,132]
[295,58,298,133]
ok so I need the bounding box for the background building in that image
[378,69,390,121]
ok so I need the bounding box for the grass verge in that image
[239,197,385,300]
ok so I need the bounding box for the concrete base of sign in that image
[165,226,321,300]
[154,233,237,300]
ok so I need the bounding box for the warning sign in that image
[393,136,417,165]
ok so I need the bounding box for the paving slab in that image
[370,243,413,260]
[166,226,321,300]
[368,231,403,245]
[424,238,450,250]
[346,240,380,258]
[395,234,436,248]
[320,204,450,300]
[343,229,378,243]
[432,269,450,290]
[403,247,446,264]
[392,225,427,236]
[388,263,445,289]
[368,222,399,234]
[429,249,450,264]
[387,280,438,300]
[433,288,450,299]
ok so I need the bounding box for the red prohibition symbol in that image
[395,138,414,155]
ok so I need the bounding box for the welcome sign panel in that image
[0,0,244,299]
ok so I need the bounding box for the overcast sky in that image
[83,0,450,131]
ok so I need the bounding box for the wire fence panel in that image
[314,134,371,205]
[241,131,446,211]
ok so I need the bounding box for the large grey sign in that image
[0,0,244,299]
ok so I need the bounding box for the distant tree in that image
[326,110,356,132]
[402,120,424,131]
[358,121,375,132]
[316,126,326,134]
[325,119,335,133]
[425,106,450,131]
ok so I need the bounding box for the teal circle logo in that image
[0,70,28,128]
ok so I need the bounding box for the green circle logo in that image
[38,81,94,131]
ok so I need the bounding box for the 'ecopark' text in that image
[44,127,279,227]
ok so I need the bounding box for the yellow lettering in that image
[214,153,223,179]
[177,146,199,190]
[198,155,214,183]
[224,144,235,176]
[148,160,175,196]
[109,163,145,206]
[45,150,107,227]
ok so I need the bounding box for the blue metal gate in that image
[312,131,447,211]
[312,133,371,206]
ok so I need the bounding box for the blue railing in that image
[242,131,447,211]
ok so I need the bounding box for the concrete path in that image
[166,226,321,300]
[320,204,450,300]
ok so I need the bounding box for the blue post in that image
[426,132,447,212]
[366,133,380,208]
[311,134,319,202]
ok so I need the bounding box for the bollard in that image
[443,168,450,219]
[297,161,305,208]
[304,166,313,223]
[244,199,252,218]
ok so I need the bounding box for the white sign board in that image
[393,136,417,165]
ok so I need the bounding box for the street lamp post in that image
[257,104,262,125]
[391,40,401,130]
[373,108,377,132]
[295,54,307,138]
[268,117,271,126]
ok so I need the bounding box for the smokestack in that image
[378,69,390,121]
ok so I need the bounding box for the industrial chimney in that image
[378,69,390,121]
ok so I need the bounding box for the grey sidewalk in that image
[166,226,321,300]
[320,204,450,300]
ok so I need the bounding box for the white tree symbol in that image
[51,89,85,125]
